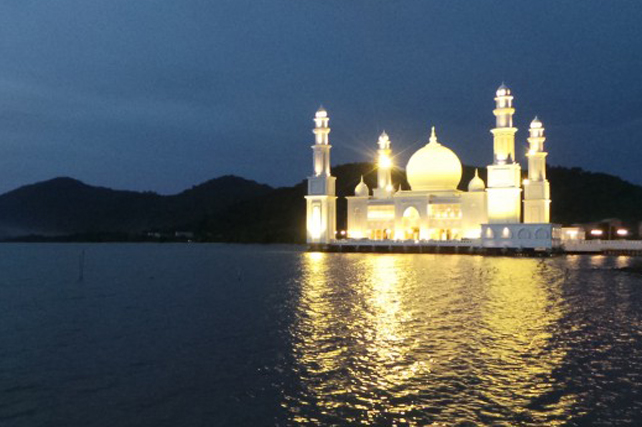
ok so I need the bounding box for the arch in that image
[518,228,531,239]
[403,206,420,219]
[402,206,421,240]
[535,228,549,239]
[485,227,494,238]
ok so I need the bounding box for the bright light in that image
[523,179,530,185]
[367,205,395,220]
[617,229,628,236]
[590,229,603,236]
[310,205,323,239]
[349,230,364,239]
[379,154,392,169]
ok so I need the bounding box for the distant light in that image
[523,179,530,185]
[617,229,628,236]
[590,229,603,236]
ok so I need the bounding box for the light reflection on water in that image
[287,252,642,426]
[1,244,642,426]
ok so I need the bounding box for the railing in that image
[335,238,482,247]
[563,240,642,252]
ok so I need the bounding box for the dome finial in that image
[475,168,479,177]
[429,126,438,145]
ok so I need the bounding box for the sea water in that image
[1,243,641,426]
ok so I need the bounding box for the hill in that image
[198,163,642,243]
[0,176,272,238]
[0,164,640,242]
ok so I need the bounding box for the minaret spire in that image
[305,107,337,244]
[486,83,522,224]
[373,131,394,199]
[523,117,550,223]
[491,84,517,163]
[311,107,331,176]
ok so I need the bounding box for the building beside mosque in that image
[305,85,561,250]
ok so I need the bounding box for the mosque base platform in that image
[308,241,562,257]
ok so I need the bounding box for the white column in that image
[305,107,337,244]
[523,117,551,223]
[487,84,522,224]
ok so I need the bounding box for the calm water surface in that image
[1,244,642,426]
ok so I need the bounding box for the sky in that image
[0,0,641,194]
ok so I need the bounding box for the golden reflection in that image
[289,253,575,425]
[478,258,574,424]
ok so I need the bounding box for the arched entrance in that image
[402,206,421,240]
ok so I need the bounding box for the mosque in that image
[305,85,561,250]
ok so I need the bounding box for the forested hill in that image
[0,176,272,239]
[0,164,640,242]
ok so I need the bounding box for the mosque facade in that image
[305,85,560,249]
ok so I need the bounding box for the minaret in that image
[491,83,517,162]
[305,107,337,244]
[373,131,395,199]
[523,117,550,223]
[486,84,522,223]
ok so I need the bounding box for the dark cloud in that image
[0,0,640,193]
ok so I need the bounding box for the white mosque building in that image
[305,85,561,250]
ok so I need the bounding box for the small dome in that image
[496,83,511,97]
[406,127,462,191]
[354,176,369,197]
[530,116,543,129]
[468,169,485,192]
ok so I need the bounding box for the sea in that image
[1,243,641,426]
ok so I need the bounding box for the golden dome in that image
[406,127,462,191]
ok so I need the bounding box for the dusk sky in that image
[0,1,640,194]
